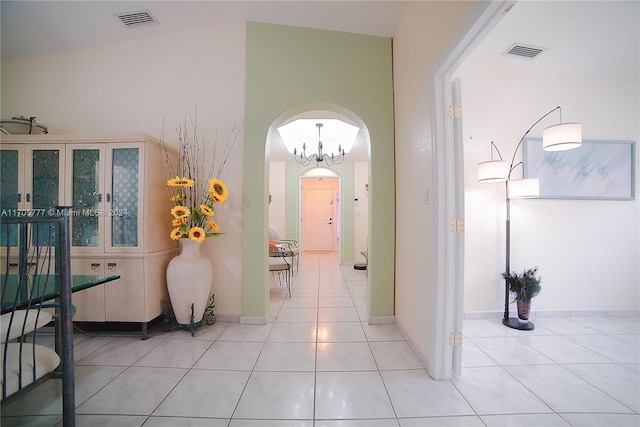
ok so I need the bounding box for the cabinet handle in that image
[107,262,117,270]
[16,193,21,202]
[90,263,101,270]
[106,193,111,203]
[8,262,18,271]
[26,193,31,202]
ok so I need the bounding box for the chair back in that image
[268,228,280,241]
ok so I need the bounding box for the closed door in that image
[0,145,25,247]
[106,145,142,252]
[68,145,105,251]
[0,145,64,247]
[70,258,106,321]
[27,146,65,246]
[303,188,334,251]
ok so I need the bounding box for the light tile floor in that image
[2,253,639,427]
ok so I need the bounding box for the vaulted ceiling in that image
[2,1,637,161]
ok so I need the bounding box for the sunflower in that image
[208,178,229,204]
[167,176,195,188]
[171,218,184,227]
[170,228,184,240]
[206,219,219,233]
[170,194,184,203]
[200,204,214,216]
[171,206,190,219]
[188,226,206,243]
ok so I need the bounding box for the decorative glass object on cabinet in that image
[111,148,139,247]
[72,149,100,247]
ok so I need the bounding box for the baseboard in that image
[215,313,241,323]
[464,309,640,320]
[239,316,267,325]
[367,315,396,325]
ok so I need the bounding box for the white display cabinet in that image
[0,134,178,338]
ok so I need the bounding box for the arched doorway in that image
[267,107,367,257]
[242,101,394,325]
[262,104,375,319]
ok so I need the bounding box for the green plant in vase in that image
[502,267,541,321]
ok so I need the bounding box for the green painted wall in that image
[244,22,395,318]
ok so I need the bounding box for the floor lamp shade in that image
[508,178,540,199]
[478,160,509,183]
[542,122,582,151]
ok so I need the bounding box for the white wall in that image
[457,57,640,315]
[1,23,247,317]
[393,0,478,376]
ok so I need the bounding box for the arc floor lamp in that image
[478,106,582,330]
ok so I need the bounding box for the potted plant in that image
[502,267,541,322]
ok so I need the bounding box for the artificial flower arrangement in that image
[167,176,228,242]
[161,110,240,243]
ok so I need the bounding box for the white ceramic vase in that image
[166,238,213,325]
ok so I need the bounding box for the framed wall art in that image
[523,138,636,200]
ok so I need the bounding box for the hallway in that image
[1,252,638,426]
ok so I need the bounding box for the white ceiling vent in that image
[504,43,546,59]
[115,10,158,28]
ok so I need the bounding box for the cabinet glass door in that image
[110,148,139,247]
[0,149,21,247]
[71,149,101,248]
[31,149,61,245]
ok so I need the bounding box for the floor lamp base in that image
[502,317,535,331]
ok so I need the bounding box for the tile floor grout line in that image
[2,253,639,426]
[312,252,320,426]
[497,359,567,417]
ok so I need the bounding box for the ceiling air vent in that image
[504,43,546,59]
[115,10,158,28]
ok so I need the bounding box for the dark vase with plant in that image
[502,267,541,322]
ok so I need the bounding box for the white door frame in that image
[430,0,515,380]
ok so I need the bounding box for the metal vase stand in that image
[161,294,216,337]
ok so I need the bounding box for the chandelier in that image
[293,123,345,166]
